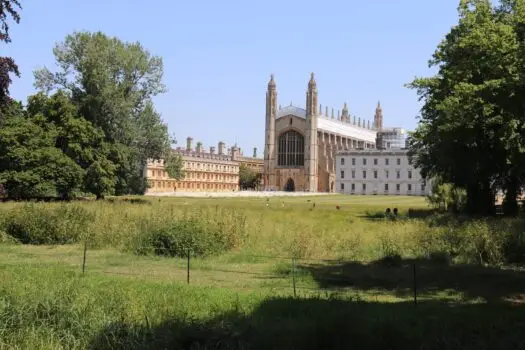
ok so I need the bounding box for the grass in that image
[1,194,525,349]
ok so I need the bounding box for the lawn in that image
[1,194,525,349]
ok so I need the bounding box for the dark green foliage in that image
[137,218,237,258]
[34,31,175,195]
[408,0,525,216]
[0,113,84,199]
[239,163,260,190]
[0,0,21,106]
[2,204,94,244]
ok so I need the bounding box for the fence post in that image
[412,262,417,306]
[187,249,190,285]
[292,257,297,298]
[82,241,87,274]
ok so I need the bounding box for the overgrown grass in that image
[2,195,525,348]
[0,196,524,265]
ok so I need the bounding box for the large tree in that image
[0,110,84,200]
[26,91,117,199]
[34,31,175,195]
[408,0,524,216]
[0,0,21,107]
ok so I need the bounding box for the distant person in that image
[385,208,391,216]
[393,208,398,216]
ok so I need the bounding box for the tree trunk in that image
[466,181,496,217]
[503,174,519,217]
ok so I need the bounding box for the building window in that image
[374,158,378,165]
[341,170,345,179]
[408,170,412,179]
[363,171,367,179]
[351,183,355,191]
[341,158,345,166]
[278,130,305,167]
[363,158,367,165]
[396,171,400,179]
[422,184,426,192]
[408,184,412,191]
[374,171,378,179]
[385,184,389,191]
[386,170,389,178]
[352,170,355,178]
[362,184,366,191]
[352,158,356,165]
[397,158,401,165]
[396,184,400,191]
[385,158,389,165]
[341,183,344,190]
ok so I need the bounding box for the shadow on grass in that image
[88,297,525,350]
[300,256,525,303]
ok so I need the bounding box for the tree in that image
[0,0,21,107]
[26,91,118,199]
[164,152,185,182]
[34,31,170,195]
[239,164,258,190]
[408,0,523,216]
[0,113,83,200]
[426,177,467,212]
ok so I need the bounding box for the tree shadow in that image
[88,297,525,349]
[300,256,525,303]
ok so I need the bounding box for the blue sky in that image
[4,0,460,155]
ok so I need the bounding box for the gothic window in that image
[278,131,305,167]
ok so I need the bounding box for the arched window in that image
[278,131,304,167]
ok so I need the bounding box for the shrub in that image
[133,209,246,258]
[1,204,93,244]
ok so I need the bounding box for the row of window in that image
[341,157,402,166]
[340,183,425,191]
[340,170,413,179]
[151,169,238,181]
[183,163,237,172]
[150,180,237,190]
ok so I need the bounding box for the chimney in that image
[231,145,240,161]
[218,141,225,155]
[186,137,193,151]
[210,146,216,155]
[196,142,203,153]
[253,147,257,158]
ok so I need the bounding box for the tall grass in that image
[0,196,524,264]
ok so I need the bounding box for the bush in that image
[1,204,94,244]
[133,209,247,258]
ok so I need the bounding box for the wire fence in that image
[0,242,440,305]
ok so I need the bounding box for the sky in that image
[4,0,461,156]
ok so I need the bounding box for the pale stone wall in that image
[335,149,431,196]
[263,74,381,193]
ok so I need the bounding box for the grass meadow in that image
[1,195,525,349]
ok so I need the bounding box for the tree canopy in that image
[239,164,261,190]
[0,0,21,107]
[0,30,184,200]
[32,31,177,196]
[408,0,525,216]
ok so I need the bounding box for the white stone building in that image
[335,148,430,196]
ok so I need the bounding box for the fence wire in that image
[0,243,428,304]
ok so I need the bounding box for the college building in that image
[145,137,263,193]
[335,148,430,196]
[263,73,398,192]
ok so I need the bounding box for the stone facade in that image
[335,149,431,196]
[264,73,383,192]
[145,138,263,193]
